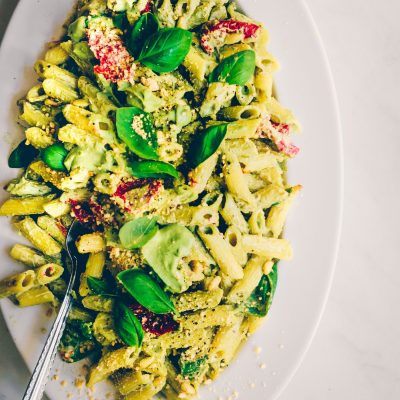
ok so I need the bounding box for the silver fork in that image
[22,220,87,400]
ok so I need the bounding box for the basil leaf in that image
[188,124,228,168]
[41,143,68,171]
[119,217,159,250]
[138,28,192,73]
[87,277,116,296]
[113,13,129,31]
[245,263,278,317]
[128,13,159,58]
[113,300,144,347]
[128,160,179,179]
[8,140,39,168]
[209,50,256,86]
[116,107,159,160]
[117,269,176,314]
[180,356,207,379]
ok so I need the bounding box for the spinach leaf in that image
[138,28,192,73]
[117,269,176,314]
[87,276,117,296]
[113,300,144,347]
[116,107,159,160]
[59,320,98,363]
[113,13,129,31]
[119,217,159,250]
[180,356,207,379]
[245,263,278,317]
[8,140,39,168]
[188,124,228,168]
[209,50,256,86]
[128,160,179,179]
[128,13,159,58]
[41,143,68,171]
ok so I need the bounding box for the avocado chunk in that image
[142,224,195,293]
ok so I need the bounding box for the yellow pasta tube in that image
[248,209,267,235]
[209,316,244,377]
[198,225,244,280]
[43,199,71,218]
[253,184,289,210]
[29,161,66,190]
[93,312,119,346]
[20,101,52,127]
[35,263,64,285]
[82,295,114,312]
[226,118,261,140]
[44,44,69,65]
[157,328,212,350]
[223,154,256,210]
[242,235,293,260]
[25,127,55,148]
[172,288,223,313]
[0,195,55,216]
[76,233,106,254]
[220,193,249,234]
[87,347,140,388]
[34,60,77,88]
[14,217,62,256]
[16,285,55,307]
[37,215,66,244]
[224,226,248,266]
[42,78,79,103]
[79,251,106,296]
[10,244,47,268]
[58,124,102,147]
[0,270,36,298]
[227,255,267,304]
[178,305,237,330]
[266,185,302,238]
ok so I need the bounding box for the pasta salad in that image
[0,0,301,399]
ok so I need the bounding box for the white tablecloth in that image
[0,0,399,399]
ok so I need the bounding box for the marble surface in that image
[0,0,399,399]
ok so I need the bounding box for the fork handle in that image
[22,294,73,400]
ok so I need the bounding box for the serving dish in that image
[0,0,342,399]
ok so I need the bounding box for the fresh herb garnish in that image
[188,124,229,168]
[209,50,256,85]
[87,276,116,296]
[245,263,278,317]
[41,143,68,171]
[8,140,39,168]
[116,107,159,160]
[138,28,192,73]
[128,160,179,179]
[113,300,144,347]
[180,356,207,379]
[117,269,176,314]
[119,217,159,250]
[127,13,159,58]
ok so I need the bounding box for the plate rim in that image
[0,0,344,399]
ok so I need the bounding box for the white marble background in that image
[0,0,399,399]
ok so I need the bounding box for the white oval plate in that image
[0,0,342,399]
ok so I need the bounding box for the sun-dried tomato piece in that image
[129,303,179,336]
[201,19,260,54]
[141,0,153,14]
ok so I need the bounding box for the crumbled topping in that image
[258,118,299,157]
[87,26,135,83]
